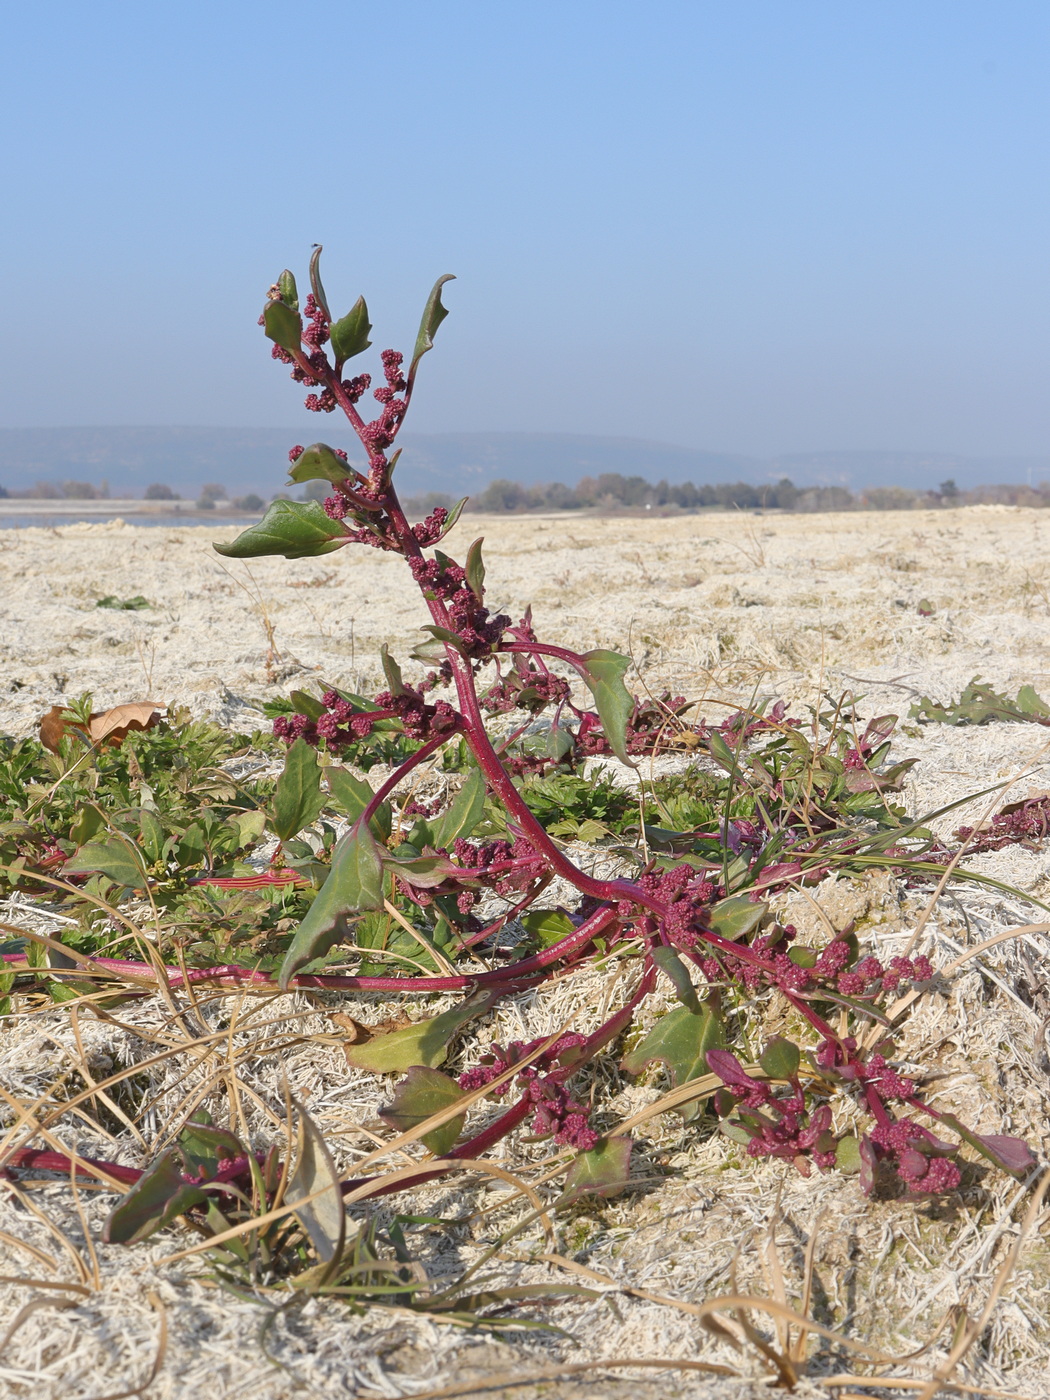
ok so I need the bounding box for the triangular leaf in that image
[708,895,767,941]
[379,1066,466,1155]
[64,837,148,890]
[103,1152,208,1245]
[262,298,302,352]
[344,991,496,1074]
[287,443,354,486]
[279,822,385,988]
[759,1037,800,1081]
[272,738,326,842]
[329,295,372,364]
[560,1137,632,1204]
[651,946,701,1013]
[286,1105,345,1264]
[326,766,392,841]
[214,500,349,560]
[308,245,331,321]
[465,538,486,601]
[431,769,486,850]
[277,269,299,310]
[622,1002,724,1122]
[408,274,455,386]
[579,650,635,768]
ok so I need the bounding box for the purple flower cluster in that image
[458,1032,598,1149]
[709,1051,837,1173]
[957,794,1050,853]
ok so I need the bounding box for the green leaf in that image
[262,298,302,352]
[708,895,767,941]
[278,269,299,310]
[380,643,405,696]
[64,837,148,890]
[326,766,392,841]
[69,805,105,847]
[560,1137,632,1204]
[272,738,326,842]
[287,1105,345,1264]
[432,497,468,543]
[287,443,353,486]
[226,809,266,851]
[622,1002,724,1122]
[465,537,486,601]
[329,295,372,364]
[430,769,486,850]
[308,244,331,321]
[520,909,575,948]
[178,1119,244,1178]
[214,500,348,560]
[379,1066,466,1155]
[579,649,635,768]
[344,991,496,1074]
[290,689,326,720]
[103,1151,208,1245]
[136,809,166,864]
[651,946,701,1013]
[759,1036,800,1081]
[385,852,460,889]
[836,1135,861,1174]
[408,274,455,385]
[419,624,467,655]
[279,822,385,988]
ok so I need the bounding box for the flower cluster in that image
[957,794,1050,854]
[458,1033,598,1149]
[709,1051,837,1173]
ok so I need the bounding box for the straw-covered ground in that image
[2,505,1050,1398]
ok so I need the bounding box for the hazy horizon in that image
[2,4,1048,460]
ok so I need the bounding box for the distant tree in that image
[939,478,959,500]
[30,481,63,499]
[145,482,176,500]
[195,496,216,510]
[475,479,530,511]
[0,484,8,498]
[862,487,921,511]
[199,482,227,502]
[299,480,329,503]
[233,493,265,512]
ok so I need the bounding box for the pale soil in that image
[1,506,1050,1398]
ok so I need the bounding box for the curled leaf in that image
[288,442,355,486]
[408,274,455,388]
[40,702,165,754]
[214,500,349,560]
[330,295,372,364]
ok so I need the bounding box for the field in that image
[2,504,1050,1399]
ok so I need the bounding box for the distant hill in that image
[0,427,1047,499]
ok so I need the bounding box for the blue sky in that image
[2,1,1048,456]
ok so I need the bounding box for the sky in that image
[2,1,1048,458]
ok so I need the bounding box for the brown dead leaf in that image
[39,702,166,754]
[328,1012,374,1044]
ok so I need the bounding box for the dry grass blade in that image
[381,1355,740,1400]
[0,1293,81,1354]
[913,1170,1050,1400]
